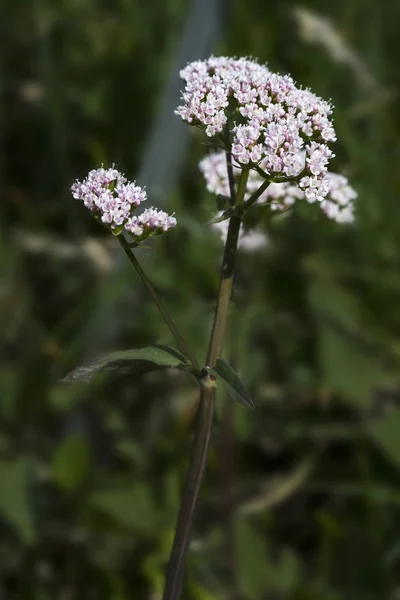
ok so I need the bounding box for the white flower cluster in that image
[71,166,176,241]
[199,151,356,224]
[176,56,337,201]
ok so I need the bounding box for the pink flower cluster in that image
[125,208,177,238]
[176,56,336,201]
[199,151,356,224]
[71,166,176,241]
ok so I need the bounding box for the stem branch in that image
[118,236,200,371]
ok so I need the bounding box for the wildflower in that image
[320,173,357,223]
[177,56,336,200]
[71,166,177,242]
[200,151,357,224]
[125,208,177,241]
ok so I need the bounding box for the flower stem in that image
[206,214,241,366]
[243,177,271,210]
[162,374,215,600]
[206,168,249,367]
[118,236,200,372]
[162,168,249,600]
[220,379,240,599]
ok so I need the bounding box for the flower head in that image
[71,166,177,242]
[177,56,336,200]
[125,208,177,240]
[200,151,357,224]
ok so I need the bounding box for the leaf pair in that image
[63,345,254,409]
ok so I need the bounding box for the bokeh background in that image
[2,0,400,598]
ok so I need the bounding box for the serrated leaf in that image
[51,434,91,491]
[210,359,254,409]
[63,344,190,382]
[0,457,35,544]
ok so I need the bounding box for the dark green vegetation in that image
[2,0,400,598]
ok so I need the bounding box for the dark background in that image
[2,0,400,598]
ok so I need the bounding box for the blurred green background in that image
[2,0,400,598]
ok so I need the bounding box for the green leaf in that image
[63,344,190,382]
[235,520,272,598]
[0,457,35,544]
[209,209,233,224]
[210,359,254,409]
[51,434,91,491]
[216,194,231,210]
[321,522,392,600]
[367,408,400,467]
[308,279,394,407]
[88,483,158,536]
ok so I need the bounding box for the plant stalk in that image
[206,168,249,367]
[162,376,215,600]
[225,148,237,206]
[162,168,249,600]
[118,236,200,372]
[220,385,240,600]
[243,177,271,210]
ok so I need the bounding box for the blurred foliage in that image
[2,0,400,598]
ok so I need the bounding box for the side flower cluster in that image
[71,166,176,242]
[176,56,336,202]
[199,151,357,224]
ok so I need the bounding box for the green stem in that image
[118,236,200,372]
[220,382,239,599]
[162,375,215,600]
[206,214,241,366]
[162,168,249,600]
[225,148,237,206]
[224,128,237,207]
[243,177,271,210]
[206,168,249,367]
[236,168,250,208]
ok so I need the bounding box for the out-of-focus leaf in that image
[309,481,400,506]
[0,457,35,544]
[50,384,83,411]
[87,483,157,536]
[51,433,91,491]
[63,345,191,382]
[216,194,231,210]
[164,469,180,516]
[367,409,400,467]
[235,520,272,598]
[189,580,220,600]
[0,368,17,420]
[322,523,392,599]
[210,359,254,409]
[274,549,301,594]
[308,278,395,407]
[115,439,147,469]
